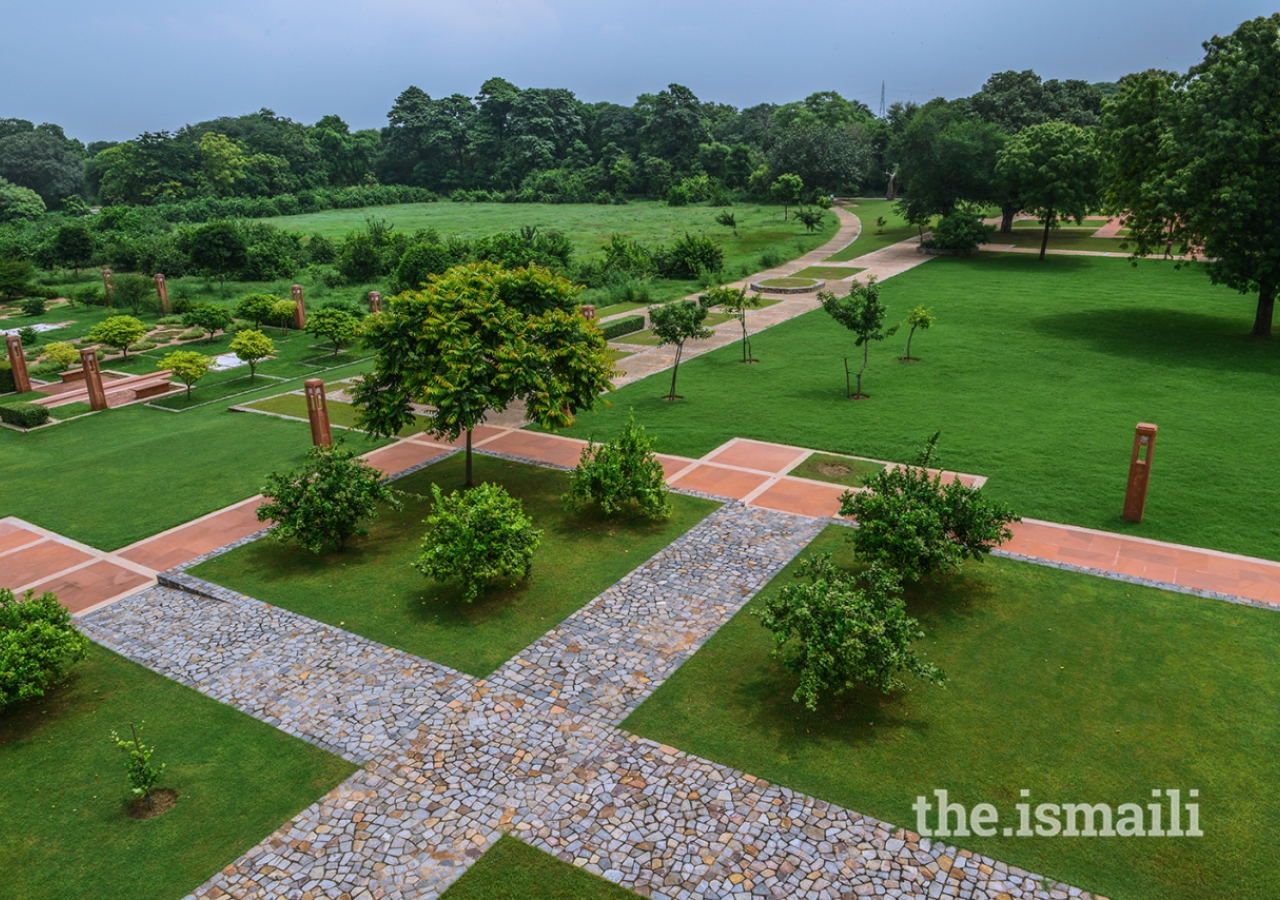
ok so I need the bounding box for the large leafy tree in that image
[353,261,614,486]
[188,221,248,286]
[0,129,86,206]
[889,103,1005,221]
[1100,15,1280,337]
[767,124,872,195]
[995,121,1100,260]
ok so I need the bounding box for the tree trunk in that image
[843,356,852,398]
[1039,212,1053,262]
[1252,279,1275,338]
[464,428,473,487]
[856,342,869,397]
[668,343,683,399]
[1000,204,1017,234]
[902,325,917,360]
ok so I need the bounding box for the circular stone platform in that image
[749,276,825,294]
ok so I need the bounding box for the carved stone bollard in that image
[154,273,169,314]
[5,334,31,393]
[102,269,115,306]
[304,378,332,447]
[1122,423,1157,523]
[292,284,306,330]
[78,348,108,411]
[368,291,382,314]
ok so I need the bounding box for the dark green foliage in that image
[793,207,825,232]
[0,259,34,299]
[113,273,159,317]
[654,232,723,279]
[0,360,14,393]
[599,314,645,340]
[839,434,1019,583]
[187,221,248,285]
[257,441,404,553]
[20,296,45,316]
[393,242,451,292]
[48,222,95,273]
[416,482,542,602]
[17,325,38,345]
[0,588,89,711]
[181,303,235,341]
[921,212,995,251]
[754,555,943,709]
[565,413,672,519]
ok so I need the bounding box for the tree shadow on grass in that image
[1027,307,1280,373]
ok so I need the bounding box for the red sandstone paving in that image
[118,501,267,572]
[410,424,507,449]
[0,523,43,554]
[0,540,94,590]
[360,441,451,477]
[750,478,847,519]
[705,439,809,474]
[27,560,151,614]
[670,464,771,500]
[480,430,589,468]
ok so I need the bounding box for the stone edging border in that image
[748,279,825,294]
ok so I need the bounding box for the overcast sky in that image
[2,1,1273,142]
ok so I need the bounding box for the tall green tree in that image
[188,221,248,286]
[819,276,897,399]
[48,222,95,274]
[352,261,614,487]
[648,300,713,401]
[1100,15,1280,336]
[995,121,1100,260]
[889,103,1005,222]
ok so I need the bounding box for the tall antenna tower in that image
[879,81,886,118]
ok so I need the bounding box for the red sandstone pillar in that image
[154,273,169,314]
[102,269,115,306]
[1122,423,1157,523]
[292,284,306,330]
[304,378,332,447]
[79,348,108,411]
[5,334,31,393]
[581,304,596,320]
[368,291,382,314]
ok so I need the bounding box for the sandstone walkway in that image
[82,504,1094,900]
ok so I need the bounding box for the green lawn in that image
[624,526,1280,900]
[191,454,719,676]
[616,312,736,346]
[789,452,886,488]
[0,644,355,900]
[990,222,1130,254]
[549,253,1280,559]
[243,392,434,435]
[0,358,383,550]
[794,265,865,281]
[827,198,932,261]
[441,835,639,900]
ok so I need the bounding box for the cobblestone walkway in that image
[82,504,1098,900]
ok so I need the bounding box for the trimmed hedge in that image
[599,315,645,340]
[0,401,51,428]
[0,360,14,394]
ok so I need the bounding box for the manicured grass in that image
[617,312,736,346]
[990,223,1130,254]
[0,359,383,550]
[550,253,1280,559]
[624,526,1280,900]
[192,453,719,677]
[591,300,650,318]
[244,391,433,436]
[440,835,639,900]
[0,644,355,900]
[789,452,885,488]
[149,373,289,410]
[794,265,865,281]
[827,198,932,261]
[757,277,818,288]
[605,348,635,363]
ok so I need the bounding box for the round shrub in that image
[42,341,79,370]
[921,212,995,253]
[0,588,89,711]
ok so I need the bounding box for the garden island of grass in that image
[3,15,1280,900]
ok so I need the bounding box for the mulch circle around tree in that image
[127,788,178,819]
[817,463,852,477]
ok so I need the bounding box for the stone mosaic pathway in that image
[82,504,1098,900]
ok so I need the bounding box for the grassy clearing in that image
[0,358,381,550]
[988,222,1131,254]
[827,198,932,261]
[243,392,434,436]
[192,453,719,677]
[794,265,865,281]
[440,835,639,900]
[549,253,1280,559]
[624,526,1280,900]
[0,644,355,900]
[789,452,886,487]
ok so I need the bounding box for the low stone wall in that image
[748,279,825,294]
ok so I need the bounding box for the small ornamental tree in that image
[900,305,935,361]
[42,341,79,370]
[703,285,762,363]
[88,314,147,359]
[565,413,672,520]
[0,588,89,712]
[754,555,944,710]
[416,482,542,602]
[306,306,360,357]
[770,173,804,219]
[114,273,158,317]
[793,207,825,232]
[229,329,274,381]
[839,433,1020,582]
[235,293,281,329]
[819,276,897,399]
[257,441,403,553]
[648,300,713,400]
[110,723,165,806]
[158,350,211,399]
[181,303,235,342]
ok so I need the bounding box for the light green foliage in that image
[703,285,762,362]
[110,723,165,802]
[0,588,88,712]
[229,329,275,380]
[839,434,1019,583]
[565,413,672,520]
[87,314,147,359]
[306,306,360,357]
[996,121,1099,260]
[257,441,404,554]
[769,173,804,219]
[353,261,614,486]
[819,275,897,398]
[235,293,282,328]
[0,177,45,223]
[416,482,542,602]
[113,273,158,317]
[793,208,826,232]
[181,303,235,341]
[754,555,943,710]
[42,341,79,370]
[157,349,211,399]
[648,299,713,400]
[901,305,935,360]
[271,298,298,328]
